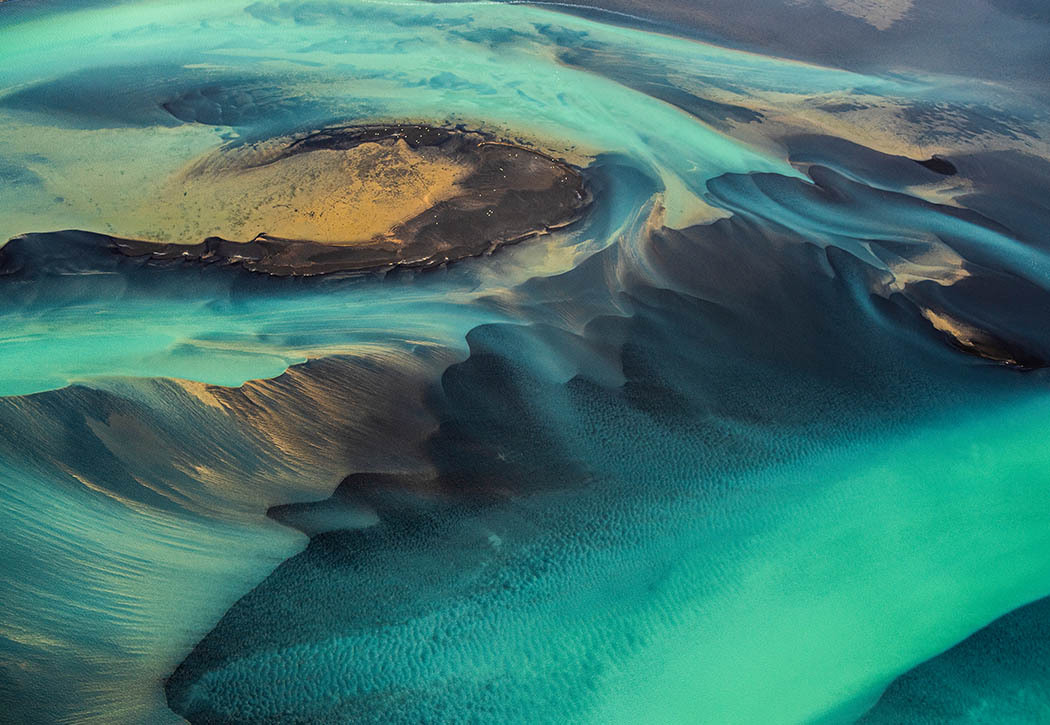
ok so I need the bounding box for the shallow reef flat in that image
[1,0,1049,723]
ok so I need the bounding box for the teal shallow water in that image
[1,0,1050,722]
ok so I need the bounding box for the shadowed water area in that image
[1,0,1049,723]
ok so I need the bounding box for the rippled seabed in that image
[2,0,1050,722]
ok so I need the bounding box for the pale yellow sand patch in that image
[126,138,472,245]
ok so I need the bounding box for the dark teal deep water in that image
[1,1,1050,722]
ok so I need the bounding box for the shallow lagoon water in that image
[1,1,1049,723]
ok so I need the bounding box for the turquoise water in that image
[860,593,1050,723]
[1,0,1049,722]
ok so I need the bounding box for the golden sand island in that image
[114,124,589,275]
